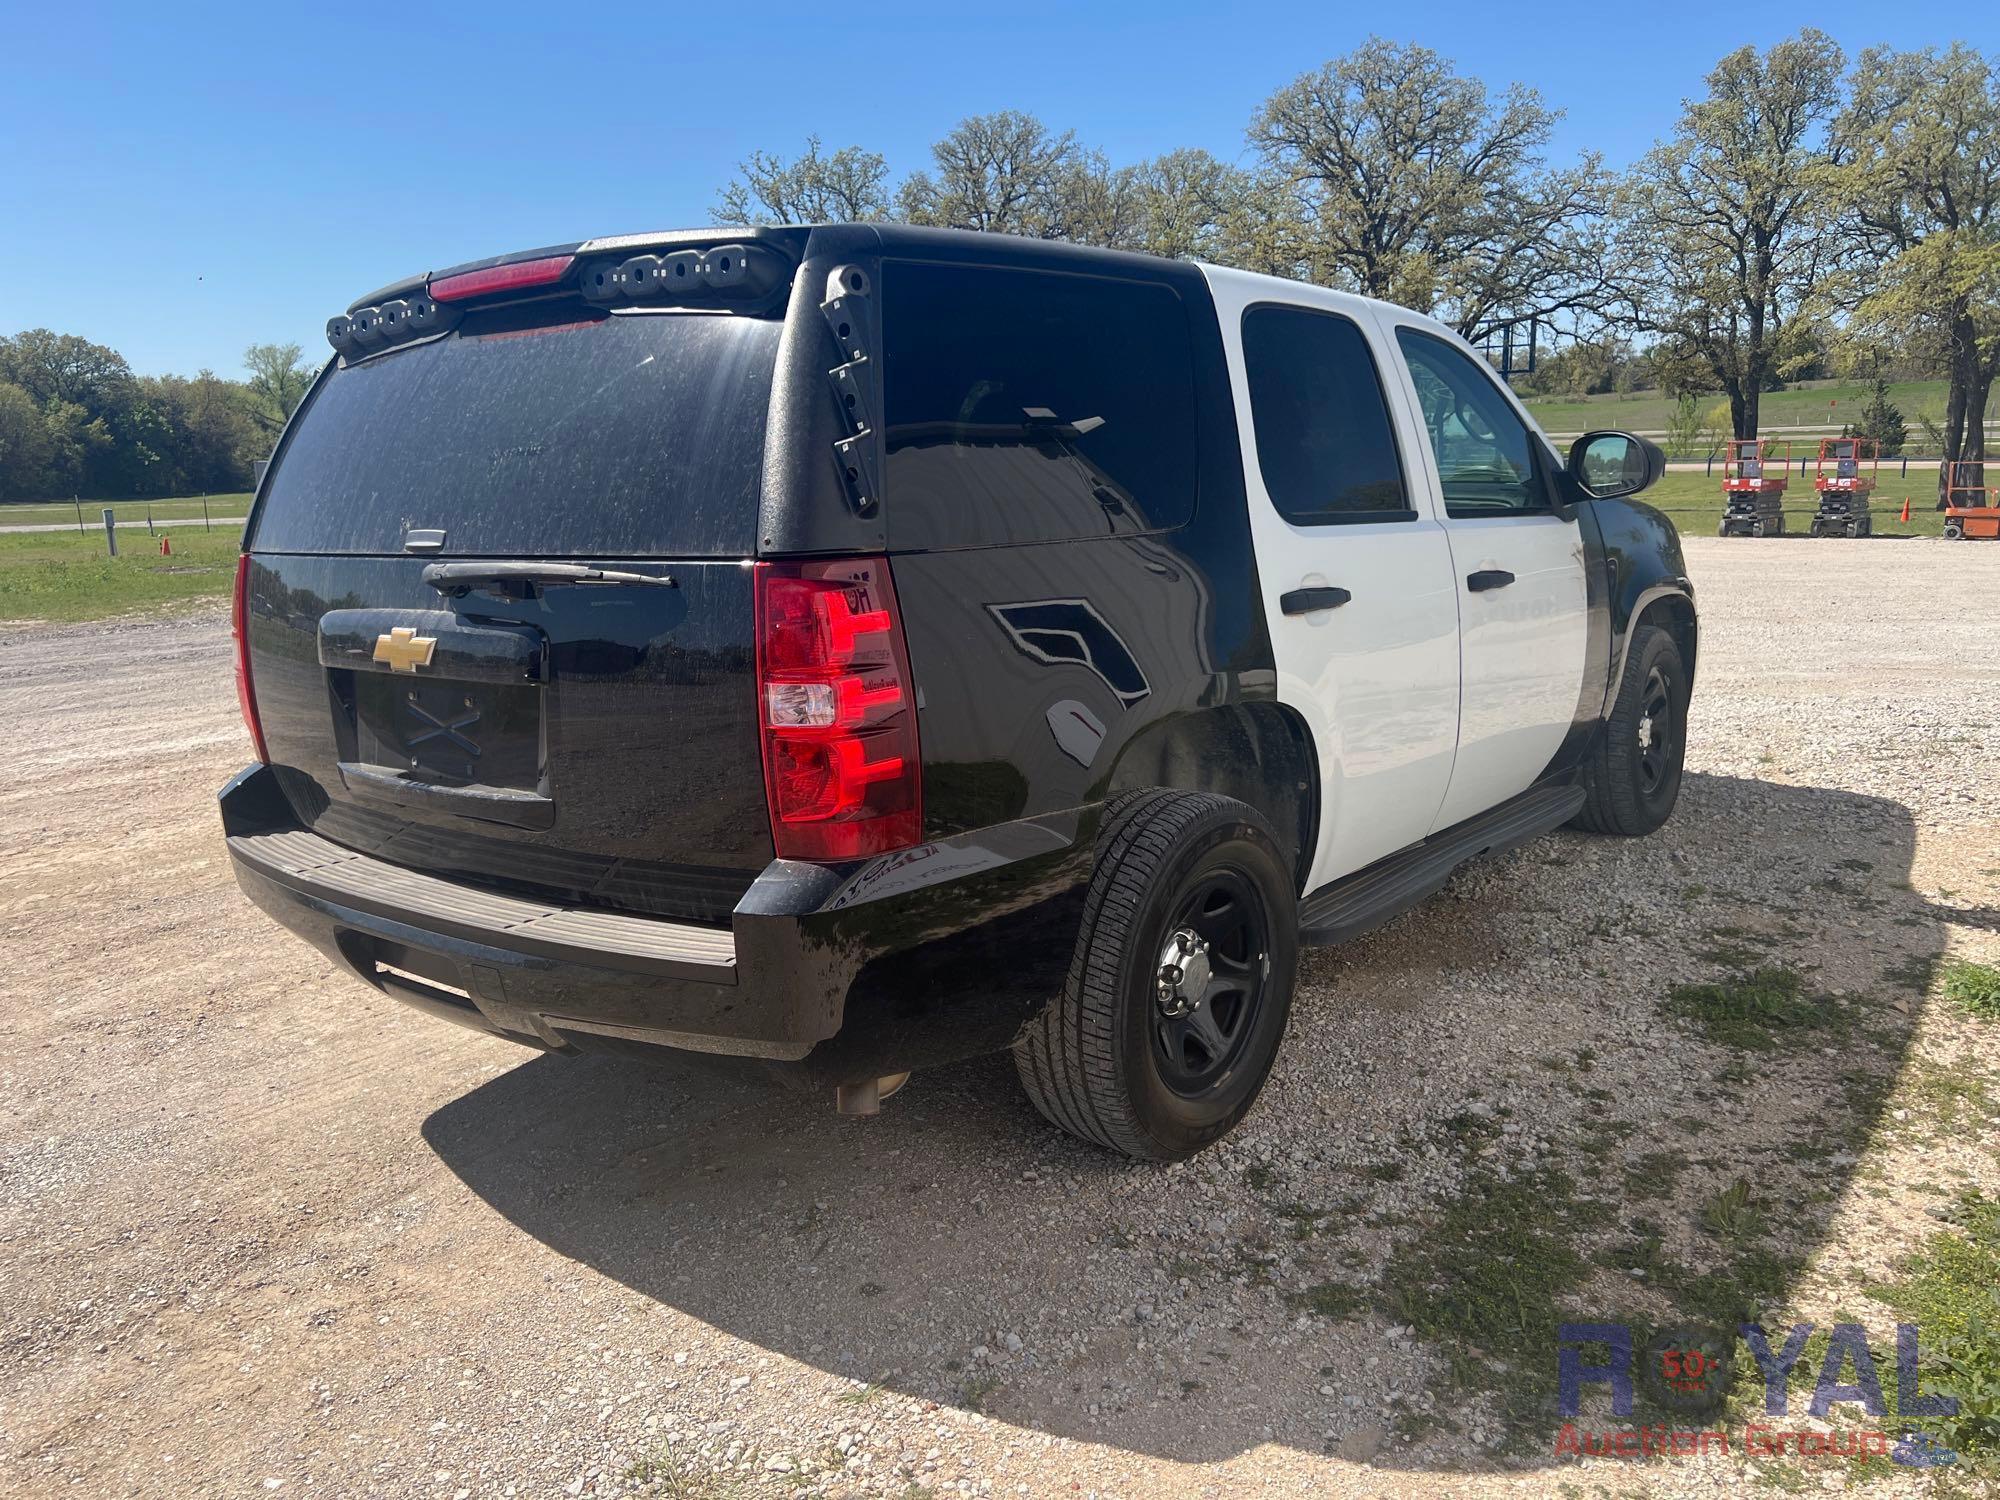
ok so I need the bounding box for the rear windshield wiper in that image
[422,561,677,597]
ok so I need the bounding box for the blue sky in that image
[3,1,1991,378]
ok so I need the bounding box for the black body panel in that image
[246,554,771,924]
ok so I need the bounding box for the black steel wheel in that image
[1014,791,1298,1160]
[1150,869,1273,1098]
[1570,622,1689,837]
[1635,662,1678,800]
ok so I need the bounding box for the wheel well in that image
[1638,592,1698,686]
[1104,703,1318,893]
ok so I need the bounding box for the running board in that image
[1297,783,1585,946]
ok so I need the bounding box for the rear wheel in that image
[1569,623,1689,837]
[1945,519,1965,540]
[1014,791,1298,1160]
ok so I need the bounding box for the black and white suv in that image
[221,224,1695,1160]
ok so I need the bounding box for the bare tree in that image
[896,111,1081,237]
[1617,31,1847,438]
[713,135,891,225]
[1246,39,1616,340]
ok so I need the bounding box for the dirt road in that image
[2,538,1996,1498]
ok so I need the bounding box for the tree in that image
[242,343,314,437]
[1246,38,1617,340]
[1129,148,1251,262]
[0,330,131,413]
[1837,44,2000,484]
[1664,393,1706,459]
[1853,376,1908,457]
[712,135,891,225]
[0,382,53,499]
[897,111,1084,238]
[1617,30,1847,438]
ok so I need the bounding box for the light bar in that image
[429,254,575,303]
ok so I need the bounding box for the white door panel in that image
[1431,515,1588,829]
[1201,266,1461,891]
[1368,310,1590,834]
[1271,532,1462,885]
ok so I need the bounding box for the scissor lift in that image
[1942,460,1999,540]
[1719,438,1790,536]
[1810,437,1877,537]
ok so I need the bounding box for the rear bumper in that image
[220,764,1093,1080]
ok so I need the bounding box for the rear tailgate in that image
[244,302,781,924]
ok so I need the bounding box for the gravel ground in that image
[1,536,1996,1499]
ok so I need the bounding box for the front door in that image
[1205,269,1462,890]
[1383,321,1589,833]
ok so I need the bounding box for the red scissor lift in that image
[1942,460,1999,540]
[1809,437,1876,537]
[1719,438,1790,536]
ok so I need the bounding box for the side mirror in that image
[1567,430,1666,500]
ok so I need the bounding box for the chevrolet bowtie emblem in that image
[372,626,438,674]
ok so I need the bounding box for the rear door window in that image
[1240,304,1411,523]
[881,261,1197,548]
[252,307,781,557]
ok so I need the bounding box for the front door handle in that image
[1280,586,1352,615]
[1466,569,1515,592]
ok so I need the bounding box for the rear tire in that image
[1569,623,1689,838]
[1013,791,1298,1161]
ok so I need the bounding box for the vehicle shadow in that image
[423,771,1947,1470]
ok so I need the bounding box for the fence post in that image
[102,508,118,557]
[202,494,211,532]
[146,504,155,537]
[74,495,84,535]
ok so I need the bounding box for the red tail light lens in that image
[755,558,921,861]
[429,254,575,303]
[232,554,269,764]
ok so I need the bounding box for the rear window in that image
[881,261,1197,549]
[252,306,780,557]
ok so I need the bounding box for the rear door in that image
[1205,269,1461,890]
[1380,318,1589,833]
[244,302,784,924]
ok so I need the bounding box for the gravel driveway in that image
[2,537,1995,1499]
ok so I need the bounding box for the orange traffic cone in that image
[1900,497,1911,524]
[159,535,171,556]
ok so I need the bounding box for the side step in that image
[1297,782,1585,946]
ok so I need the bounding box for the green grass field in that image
[1522,377,1972,436]
[1637,471,1950,537]
[0,495,253,530]
[0,528,242,623]
[0,473,1959,626]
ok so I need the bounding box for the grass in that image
[1520,376,1976,437]
[1867,1193,2000,1470]
[1631,471,1952,538]
[0,527,241,623]
[1942,961,2000,1022]
[0,494,252,529]
[1660,965,1836,1051]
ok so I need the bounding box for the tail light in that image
[232,553,269,763]
[429,254,575,303]
[755,557,921,861]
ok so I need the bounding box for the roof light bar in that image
[429,254,575,303]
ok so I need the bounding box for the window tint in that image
[1395,328,1547,515]
[1241,304,1409,523]
[253,307,779,557]
[882,262,1197,548]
